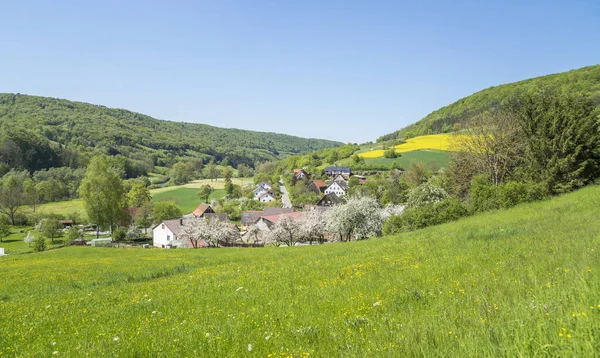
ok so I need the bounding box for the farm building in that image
[325,181,348,196]
[324,166,351,178]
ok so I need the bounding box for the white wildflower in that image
[236,287,244,292]
[373,301,381,307]
[205,332,210,338]
[152,311,157,314]
[247,344,253,351]
[113,336,119,342]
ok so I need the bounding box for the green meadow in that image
[2,186,600,356]
[344,149,450,169]
[152,187,226,214]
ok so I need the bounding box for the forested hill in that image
[379,64,600,141]
[0,93,342,172]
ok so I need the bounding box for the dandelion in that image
[248,344,253,351]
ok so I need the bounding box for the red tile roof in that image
[192,203,214,216]
[313,180,327,189]
[259,212,304,224]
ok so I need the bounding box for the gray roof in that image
[263,207,294,215]
[325,166,351,172]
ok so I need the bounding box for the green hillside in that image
[380,64,600,140]
[2,185,600,356]
[0,93,342,170]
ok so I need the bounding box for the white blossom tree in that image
[299,210,329,244]
[179,218,239,248]
[24,231,35,247]
[267,215,303,247]
[326,196,384,242]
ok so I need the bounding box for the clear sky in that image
[1,1,598,143]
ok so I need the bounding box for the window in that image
[161,224,165,229]
[167,235,171,241]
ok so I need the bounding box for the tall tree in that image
[511,87,600,193]
[152,201,182,223]
[127,182,152,208]
[197,184,214,203]
[0,171,28,225]
[78,156,126,237]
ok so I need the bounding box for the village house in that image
[324,166,351,178]
[325,181,348,196]
[241,208,294,229]
[316,193,341,207]
[293,169,309,180]
[192,203,215,217]
[308,179,328,195]
[152,218,209,248]
[332,174,347,184]
[258,191,276,203]
[253,182,273,200]
[243,211,304,243]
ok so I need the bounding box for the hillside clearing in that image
[1,186,599,356]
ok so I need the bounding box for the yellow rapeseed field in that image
[359,134,466,158]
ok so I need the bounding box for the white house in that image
[253,182,273,200]
[258,192,276,203]
[293,169,308,180]
[325,181,348,196]
[152,218,209,248]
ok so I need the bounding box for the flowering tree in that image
[406,183,448,209]
[267,215,303,247]
[326,196,384,241]
[24,231,35,247]
[299,210,329,244]
[179,218,239,248]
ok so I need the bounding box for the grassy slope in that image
[340,150,449,169]
[2,186,600,356]
[380,64,600,139]
[152,188,226,214]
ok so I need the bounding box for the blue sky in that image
[1,1,598,143]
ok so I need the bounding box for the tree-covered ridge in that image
[379,64,600,140]
[0,93,342,169]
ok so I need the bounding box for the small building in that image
[308,180,328,195]
[324,166,351,178]
[90,238,112,247]
[325,181,348,196]
[332,174,347,184]
[192,203,216,217]
[58,220,73,228]
[152,218,205,248]
[258,192,276,203]
[293,169,309,180]
[241,211,263,227]
[316,193,342,207]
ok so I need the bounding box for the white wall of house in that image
[325,182,346,196]
[259,193,275,202]
[153,223,177,248]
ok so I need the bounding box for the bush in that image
[470,176,549,213]
[33,236,47,252]
[383,199,468,234]
[113,227,127,242]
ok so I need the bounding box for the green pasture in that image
[152,187,226,214]
[2,186,600,356]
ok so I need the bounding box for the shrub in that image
[383,199,468,234]
[33,236,47,252]
[113,227,127,242]
[470,176,549,213]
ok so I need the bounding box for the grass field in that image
[341,150,449,169]
[359,134,464,158]
[30,179,249,219]
[2,186,600,356]
[152,187,226,214]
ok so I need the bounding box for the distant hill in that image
[379,64,600,141]
[0,93,342,171]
